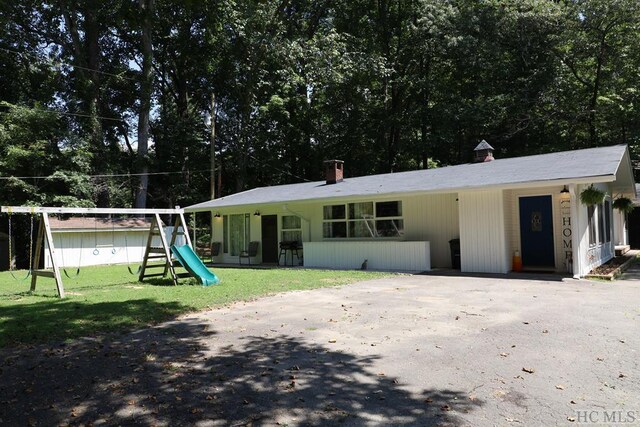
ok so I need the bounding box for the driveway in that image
[1,272,639,426]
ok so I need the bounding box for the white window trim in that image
[281,215,302,243]
[322,201,404,240]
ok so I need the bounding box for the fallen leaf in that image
[522,367,535,374]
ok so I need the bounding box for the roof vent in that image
[324,160,344,184]
[474,140,495,163]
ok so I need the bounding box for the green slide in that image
[171,244,220,286]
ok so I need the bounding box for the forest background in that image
[1,0,639,211]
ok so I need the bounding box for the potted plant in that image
[613,196,635,213]
[580,185,606,206]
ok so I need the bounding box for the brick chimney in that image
[473,140,495,163]
[324,160,344,184]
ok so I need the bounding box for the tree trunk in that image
[135,0,154,209]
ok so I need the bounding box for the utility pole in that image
[210,93,216,200]
[209,93,217,255]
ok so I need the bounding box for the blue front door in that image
[519,195,555,267]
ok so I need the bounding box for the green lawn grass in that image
[0,264,390,348]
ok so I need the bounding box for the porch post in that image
[569,184,581,278]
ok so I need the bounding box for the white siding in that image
[613,209,628,246]
[303,241,430,271]
[458,190,509,274]
[44,228,184,268]
[573,183,614,276]
[211,193,458,269]
[211,206,314,264]
[402,193,459,267]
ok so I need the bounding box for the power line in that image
[0,46,137,82]
[0,169,212,181]
[0,102,125,122]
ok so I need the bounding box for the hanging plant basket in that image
[580,185,606,206]
[613,196,635,214]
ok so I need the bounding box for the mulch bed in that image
[588,256,631,276]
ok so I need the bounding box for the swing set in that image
[1,206,205,298]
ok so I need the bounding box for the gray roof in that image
[187,145,632,211]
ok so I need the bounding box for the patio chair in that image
[239,241,259,265]
[211,242,221,262]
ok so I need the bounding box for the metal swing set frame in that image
[1,206,193,298]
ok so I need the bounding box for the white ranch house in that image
[186,144,636,278]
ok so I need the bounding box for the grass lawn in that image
[0,264,390,348]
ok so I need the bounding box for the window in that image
[374,201,403,237]
[348,202,373,238]
[228,213,250,256]
[597,203,605,244]
[323,201,403,238]
[323,204,347,238]
[587,205,596,246]
[282,215,302,244]
[604,200,611,243]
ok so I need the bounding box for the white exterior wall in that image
[458,190,509,274]
[303,241,430,271]
[210,193,458,268]
[402,193,459,267]
[211,205,314,265]
[574,183,614,276]
[613,209,628,246]
[44,227,184,268]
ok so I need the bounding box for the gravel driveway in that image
[1,270,639,426]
